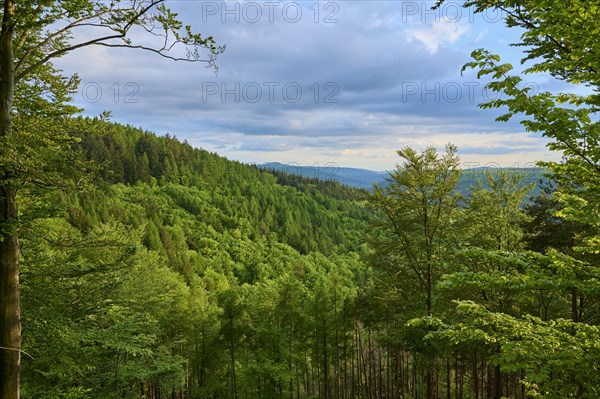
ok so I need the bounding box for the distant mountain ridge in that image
[261,162,389,189]
[260,162,549,195]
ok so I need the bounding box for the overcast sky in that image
[55,0,568,171]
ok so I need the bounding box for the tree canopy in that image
[1,1,223,398]
[3,0,600,398]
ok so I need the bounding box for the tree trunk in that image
[494,364,501,399]
[473,352,479,399]
[571,287,579,322]
[395,350,401,399]
[334,290,339,399]
[426,372,433,399]
[426,256,433,399]
[458,357,463,399]
[229,316,237,399]
[0,1,20,398]
[323,320,328,399]
[289,323,293,399]
[447,357,451,399]
[0,187,20,399]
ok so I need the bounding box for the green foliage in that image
[16,122,371,398]
[460,170,534,251]
[69,122,370,255]
[421,1,600,396]
[368,144,461,316]
[11,1,600,397]
[429,301,600,398]
[522,181,591,254]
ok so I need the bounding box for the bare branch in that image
[93,42,218,65]
[0,346,34,360]
[16,32,124,81]
[15,0,167,81]
[14,8,119,74]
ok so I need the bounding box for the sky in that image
[55,0,568,171]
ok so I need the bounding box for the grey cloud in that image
[53,0,558,169]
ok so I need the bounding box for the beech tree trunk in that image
[0,1,20,398]
[425,255,434,399]
[0,187,20,399]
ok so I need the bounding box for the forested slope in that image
[19,120,371,398]
[18,115,597,399]
[17,116,599,399]
[21,120,597,398]
[73,121,369,255]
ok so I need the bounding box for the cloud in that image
[406,21,469,54]
[53,1,559,170]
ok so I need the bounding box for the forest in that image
[1,1,600,399]
[14,120,591,399]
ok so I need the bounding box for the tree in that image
[522,181,586,255]
[369,144,460,399]
[430,1,600,396]
[0,2,223,397]
[450,0,600,214]
[442,171,533,399]
[461,170,533,252]
[447,1,600,313]
[370,144,460,317]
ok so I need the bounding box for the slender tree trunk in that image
[201,326,207,387]
[305,354,310,398]
[426,370,433,399]
[395,351,400,399]
[229,316,237,399]
[473,352,479,399]
[407,351,411,398]
[289,323,293,399]
[367,328,373,399]
[486,365,491,399]
[194,325,201,389]
[446,357,451,399]
[426,255,433,399]
[0,188,19,399]
[426,257,432,316]
[458,357,463,399]
[351,346,355,399]
[454,355,459,399]
[494,364,501,399]
[323,320,328,399]
[571,287,579,322]
[378,343,382,399]
[115,354,120,399]
[480,359,485,399]
[0,1,20,398]
[386,345,391,399]
[343,319,348,399]
[316,357,321,398]
[296,364,300,399]
[333,289,339,399]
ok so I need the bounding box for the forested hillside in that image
[74,122,369,254]
[3,1,600,399]
[260,163,389,190]
[19,121,373,398]
[16,119,593,399]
